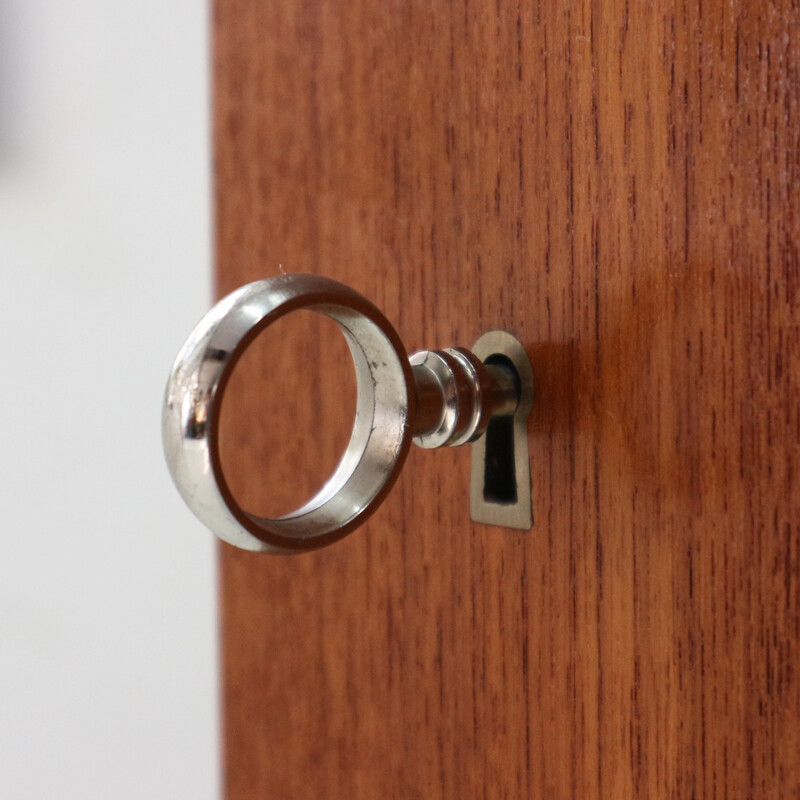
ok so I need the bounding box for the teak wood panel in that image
[215,0,800,797]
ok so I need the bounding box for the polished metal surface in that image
[409,348,518,448]
[163,275,532,552]
[162,274,414,553]
[469,330,534,530]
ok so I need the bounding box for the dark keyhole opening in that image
[482,354,520,505]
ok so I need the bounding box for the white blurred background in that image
[0,2,217,797]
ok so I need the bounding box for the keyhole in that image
[482,354,520,506]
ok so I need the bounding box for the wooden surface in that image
[214,0,800,797]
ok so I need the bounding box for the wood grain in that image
[214,0,800,796]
